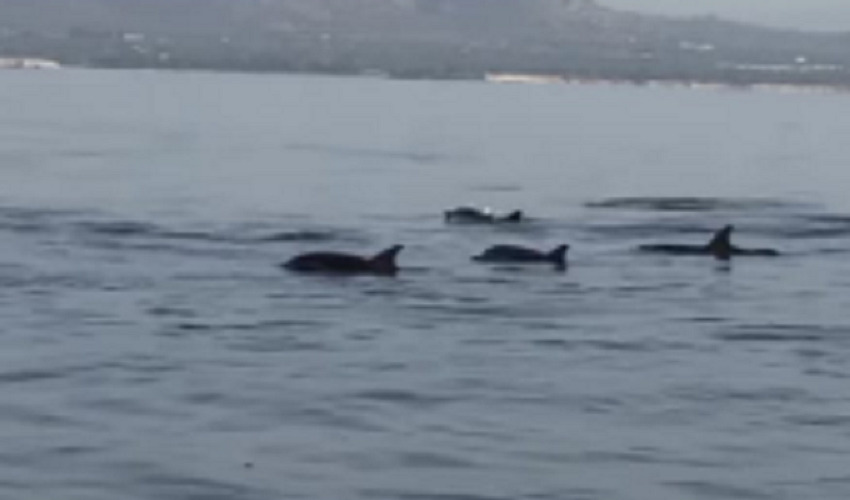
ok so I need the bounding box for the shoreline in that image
[484,73,850,95]
[5,62,850,95]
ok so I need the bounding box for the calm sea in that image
[2,69,850,500]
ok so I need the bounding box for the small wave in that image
[669,385,816,405]
[716,332,825,343]
[163,319,330,342]
[586,197,806,212]
[146,306,197,318]
[2,404,85,428]
[713,324,850,343]
[0,205,89,234]
[165,227,362,245]
[774,214,850,239]
[229,338,329,353]
[407,303,517,318]
[291,406,387,433]
[785,414,850,428]
[530,338,571,348]
[469,183,523,193]
[0,207,364,245]
[174,322,214,332]
[801,214,850,224]
[258,230,349,242]
[818,476,850,485]
[13,272,111,291]
[288,142,446,164]
[128,470,274,500]
[350,389,458,409]
[71,217,365,246]
[361,492,509,500]
[0,369,66,384]
[0,202,364,246]
[667,480,775,500]
[75,220,158,236]
[82,224,244,244]
[687,316,728,323]
[574,339,658,352]
[0,205,90,219]
[584,221,719,239]
[0,220,50,234]
[579,449,673,465]
[531,337,692,353]
[50,444,103,456]
[524,488,606,500]
[394,451,477,469]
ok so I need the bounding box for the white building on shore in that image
[0,58,61,69]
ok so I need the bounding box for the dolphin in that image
[444,206,523,224]
[639,225,779,260]
[283,245,403,275]
[473,244,569,268]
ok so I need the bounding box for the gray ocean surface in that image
[2,70,850,500]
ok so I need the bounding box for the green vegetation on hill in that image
[1,0,849,86]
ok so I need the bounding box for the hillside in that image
[1,0,849,85]
[0,0,614,39]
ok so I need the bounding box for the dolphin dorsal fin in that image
[502,210,523,223]
[370,245,404,274]
[707,225,733,260]
[548,244,569,266]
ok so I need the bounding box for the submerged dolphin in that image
[639,225,779,260]
[283,245,403,275]
[444,206,523,224]
[473,244,569,268]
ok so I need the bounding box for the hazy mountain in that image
[601,0,850,32]
[0,0,606,38]
[1,0,848,85]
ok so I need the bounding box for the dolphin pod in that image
[283,212,781,275]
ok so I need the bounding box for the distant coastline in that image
[3,0,850,93]
[5,60,849,96]
[484,73,850,95]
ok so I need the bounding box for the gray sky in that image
[599,0,850,31]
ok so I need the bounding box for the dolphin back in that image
[284,245,403,275]
[639,224,779,259]
[734,247,780,257]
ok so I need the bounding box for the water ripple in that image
[586,196,810,212]
[714,324,850,343]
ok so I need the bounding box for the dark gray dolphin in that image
[473,244,568,268]
[444,206,523,224]
[639,225,779,260]
[283,245,403,275]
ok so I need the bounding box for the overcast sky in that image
[599,0,850,31]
